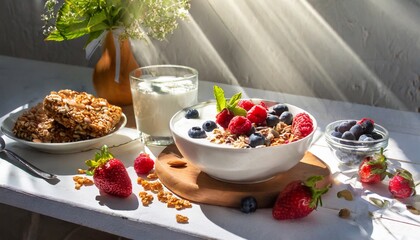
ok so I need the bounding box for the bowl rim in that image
[170,99,318,151]
[324,119,389,146]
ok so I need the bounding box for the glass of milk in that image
[130,65,198,146]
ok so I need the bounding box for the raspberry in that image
[134,153,154,174]
[246,105,267,124]
[228,116,252,135]
[237,100,255,111]
[216,108,235,129]
[292,113,313,138]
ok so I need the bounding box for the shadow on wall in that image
[131,0,420,113]
[1,0,419,112]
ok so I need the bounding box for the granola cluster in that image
[209,122,301,148]
[12,90,122,143]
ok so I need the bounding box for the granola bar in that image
[43,90,122,138]
[12,103,89,143]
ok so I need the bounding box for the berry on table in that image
[188,127,207,139]
[272,176,329,220]
[279,111,293,125]
[134,152,155,174]
[247,105,267,124]
[85,145,132,198]
[185,109,199,119]
[240,196,257,213]
[228,116,252,135]
[388,169,416,199]
[249,132,265,148]
[358,148,387,184]
[202,120,217,132]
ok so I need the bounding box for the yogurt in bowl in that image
[170,99,317,183]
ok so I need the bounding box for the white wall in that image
[1,0,419,112]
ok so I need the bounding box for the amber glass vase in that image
[93,31,139,106]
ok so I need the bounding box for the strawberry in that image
[272,176,329,220]
[134,152,154,174]
[388,169,416,199]
[358,148,387,184]
[86,145,132,198]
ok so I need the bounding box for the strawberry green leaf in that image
[85,145,114,175]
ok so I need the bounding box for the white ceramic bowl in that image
[170,99,317,183]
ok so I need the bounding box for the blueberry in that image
[185,109,199,119]
[337,121,353,133]
[202,120,217,132]
[349,124,364,139]
[358,134,371,141]
[371,132,383,140]
[331,131,343,138]
[247,126,256,136]
[272,104,288,116]
[267,109,276,115]
[249,133,265,148]
[361,120,374,134]
[266,114,280,127]
[188,127,207,138]
[362,137,374,142]
[240,196,257,213]
[279,111,293,125]
[341,131,355,140]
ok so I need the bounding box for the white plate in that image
[1,108,127,154]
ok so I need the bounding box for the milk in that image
[131,76,197,137]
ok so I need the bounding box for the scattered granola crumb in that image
[139,191,154,206]
[73,175,93,189]
[147,172,158,180]
[338,208,351,219]
[77,168,86,174]
[176,214,189,223]
[337,189,353,201]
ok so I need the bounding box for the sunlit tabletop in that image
[0,56,419,239]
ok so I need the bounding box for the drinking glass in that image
[130,65,198,146]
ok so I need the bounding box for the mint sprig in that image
[213,85,247,116]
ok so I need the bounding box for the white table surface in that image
[1,56,419,240]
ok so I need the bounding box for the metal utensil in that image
[0,136,57,179]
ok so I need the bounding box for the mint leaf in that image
[231,107,247,116]
[227,92,242,109]
[214,85,226,112]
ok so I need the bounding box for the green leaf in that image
[227,92,242,109]
[231,107,247,116]
[213,85,226,112]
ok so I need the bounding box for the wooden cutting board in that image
[155,145,331,208]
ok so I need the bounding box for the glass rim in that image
[130,64,198,81]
